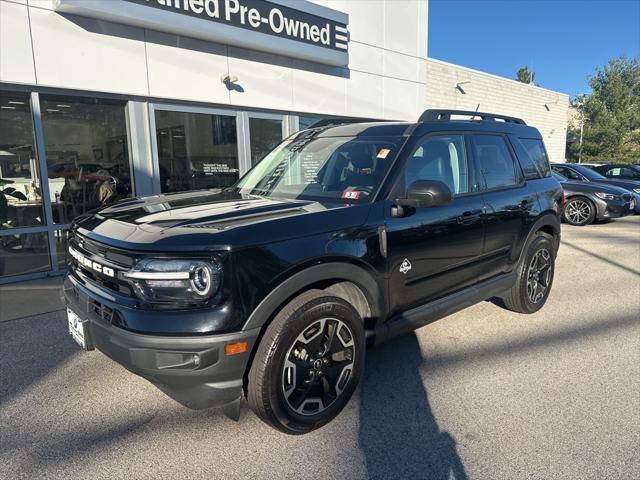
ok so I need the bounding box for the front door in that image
[385,134,485,314]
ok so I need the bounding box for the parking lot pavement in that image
[1,217,638,480]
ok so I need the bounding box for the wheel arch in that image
[518,212,561,263]
[242,261,385,332]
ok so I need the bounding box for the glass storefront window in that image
[0,231,51,278]
[40,95,133,225]
[155,110,239,193]
[0,91,45,230]
[298,116,323,131]
[249,117,283,166]
[55,229,71,270]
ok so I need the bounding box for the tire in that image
[499,232,556,314]
[247,290,365,434]
[563,196,596,226]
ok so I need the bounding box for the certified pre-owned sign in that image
[55,0,350,66]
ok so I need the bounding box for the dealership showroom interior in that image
[0,0,638,479]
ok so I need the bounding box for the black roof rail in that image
[419,109,526,125]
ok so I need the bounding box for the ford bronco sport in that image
[63,109,562,434]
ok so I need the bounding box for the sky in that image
[428,0,640,98]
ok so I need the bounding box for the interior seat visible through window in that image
[405,136,469,195]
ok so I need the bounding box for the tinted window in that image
[606,166,639,179]
[552,165,583,181]
[472,135,517,189]
[519,138,551,177]
[405,135,470,195]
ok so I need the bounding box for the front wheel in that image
[498,232,556,314]
[563,197,595,226]
[247,290,365,434]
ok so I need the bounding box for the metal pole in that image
[578,110,584,164]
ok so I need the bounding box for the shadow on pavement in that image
[561,239,640,277]
[0,312,77,406]
[358,333,468,480]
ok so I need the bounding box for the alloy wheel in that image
[282,318,355,416]
[565,199,592,225]
[526,248,552,304]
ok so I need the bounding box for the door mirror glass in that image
[398,180,452,208]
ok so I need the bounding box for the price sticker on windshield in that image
[377,148,391,159]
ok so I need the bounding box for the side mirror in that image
[396,180,452,208]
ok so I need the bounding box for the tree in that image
[516,66,536,84]
[567,56,640,164]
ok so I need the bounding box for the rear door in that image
[471,134,538,278]
[385,133,485,313]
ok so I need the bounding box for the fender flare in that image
[242,262,385,331]
[517,212,561,264]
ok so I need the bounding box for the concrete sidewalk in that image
[0,277,64,323]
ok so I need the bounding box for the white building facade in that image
[0,0,567,283]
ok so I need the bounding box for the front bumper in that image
[63,275,260,410]
[594,197,634,219]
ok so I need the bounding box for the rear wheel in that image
[499,232,555,314]
[563,197,595,226]
[247,290,365,434]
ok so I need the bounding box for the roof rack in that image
[419,109,526,125]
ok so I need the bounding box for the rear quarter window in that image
[518,138,551,178]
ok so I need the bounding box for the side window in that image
[553,166,582,181]
[519,138,551,177]
[405,135,469,196]
[471,135,518,190]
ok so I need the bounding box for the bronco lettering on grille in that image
[69,247,115,278]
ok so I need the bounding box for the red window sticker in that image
[341,190,362,200]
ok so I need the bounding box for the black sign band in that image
[123,0,349,52]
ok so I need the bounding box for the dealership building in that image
[0,0,569,284]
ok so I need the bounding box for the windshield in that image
[236,135,405,202]
[573,164,607,180]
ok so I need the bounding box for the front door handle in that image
[457,209,482,225]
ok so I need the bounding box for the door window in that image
[405,135,470,195]
[154,110,239,194]
[471,135,518,190]
[552,165,583,181]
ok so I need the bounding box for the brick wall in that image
[425,58,570,162]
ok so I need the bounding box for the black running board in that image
[374,272,516,345]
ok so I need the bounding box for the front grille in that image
[68,232,138,298]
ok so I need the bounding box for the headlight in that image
[124,258,221,307]
[594,192,619,200]
[633,188,640,194]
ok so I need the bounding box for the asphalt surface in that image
[1,216,639,480]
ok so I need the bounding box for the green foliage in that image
[568,56,640,164]
[516,66,536,84]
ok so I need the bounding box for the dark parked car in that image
[552,172,634,225]
[589,163,640,181]
[551,163,640,214]
[63,110,562,434]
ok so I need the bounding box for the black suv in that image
[63,110,562,434]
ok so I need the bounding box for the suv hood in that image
[73,189,370,252]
